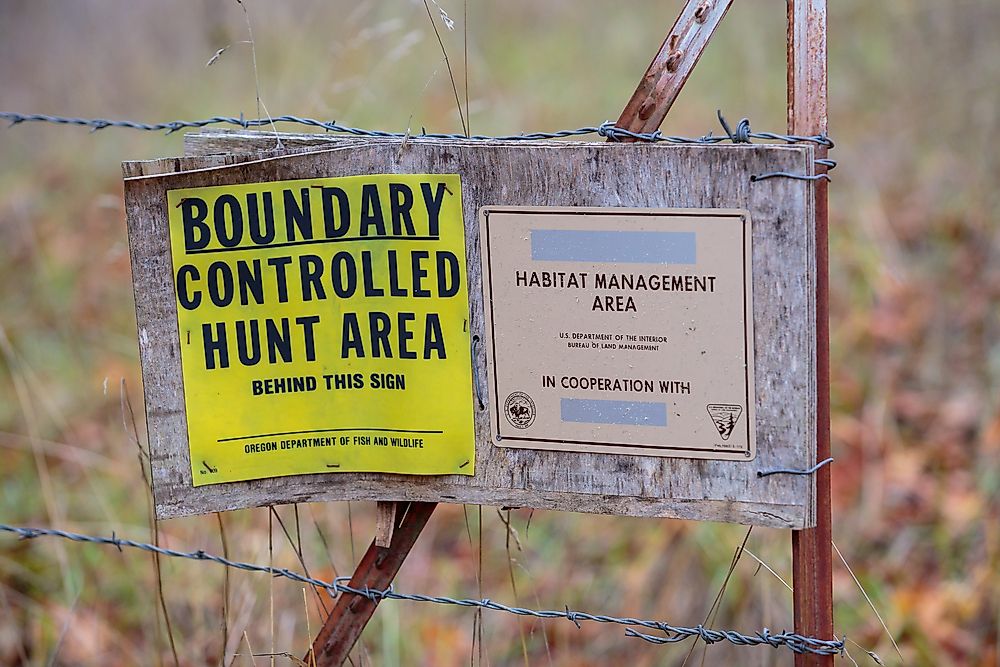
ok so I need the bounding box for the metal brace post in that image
[617,0,734,134]
[307,501,436,666]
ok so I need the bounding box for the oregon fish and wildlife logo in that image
[504,392,536,429]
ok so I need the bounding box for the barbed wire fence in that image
[0,523,845,657]
[0,111,836,182]
[0,109,845,660]
[0,110,832,146]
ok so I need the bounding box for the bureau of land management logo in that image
[707,404,743,441]
[504,392,536,429]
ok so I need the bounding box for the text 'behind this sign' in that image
[480,207,756,460]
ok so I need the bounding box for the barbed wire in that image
[0,111,836,182]
[0,111,834,149]
[0,522,845,657]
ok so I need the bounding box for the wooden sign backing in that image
[124,134,816,528]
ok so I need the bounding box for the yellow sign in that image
[165,174,475,485]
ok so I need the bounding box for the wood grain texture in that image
[124,132,816,528]
[374,501,398,549]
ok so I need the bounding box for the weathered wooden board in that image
[124,132,816,528]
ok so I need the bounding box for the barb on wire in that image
[716,110,752,144]
[0,522,845,657]
[0,112,834,148]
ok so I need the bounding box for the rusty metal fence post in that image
[788,1,835,666]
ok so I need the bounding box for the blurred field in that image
[0,1,998,665]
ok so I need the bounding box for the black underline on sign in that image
[218,427,444,442]
[186,235,442,255]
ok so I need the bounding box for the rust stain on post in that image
[616,0,734,136]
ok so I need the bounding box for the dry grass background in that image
[0,1,998,665]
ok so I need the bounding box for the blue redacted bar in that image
[530,229,696,264]
[560,398,667,427]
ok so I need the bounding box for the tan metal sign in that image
[480,207,756,460]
